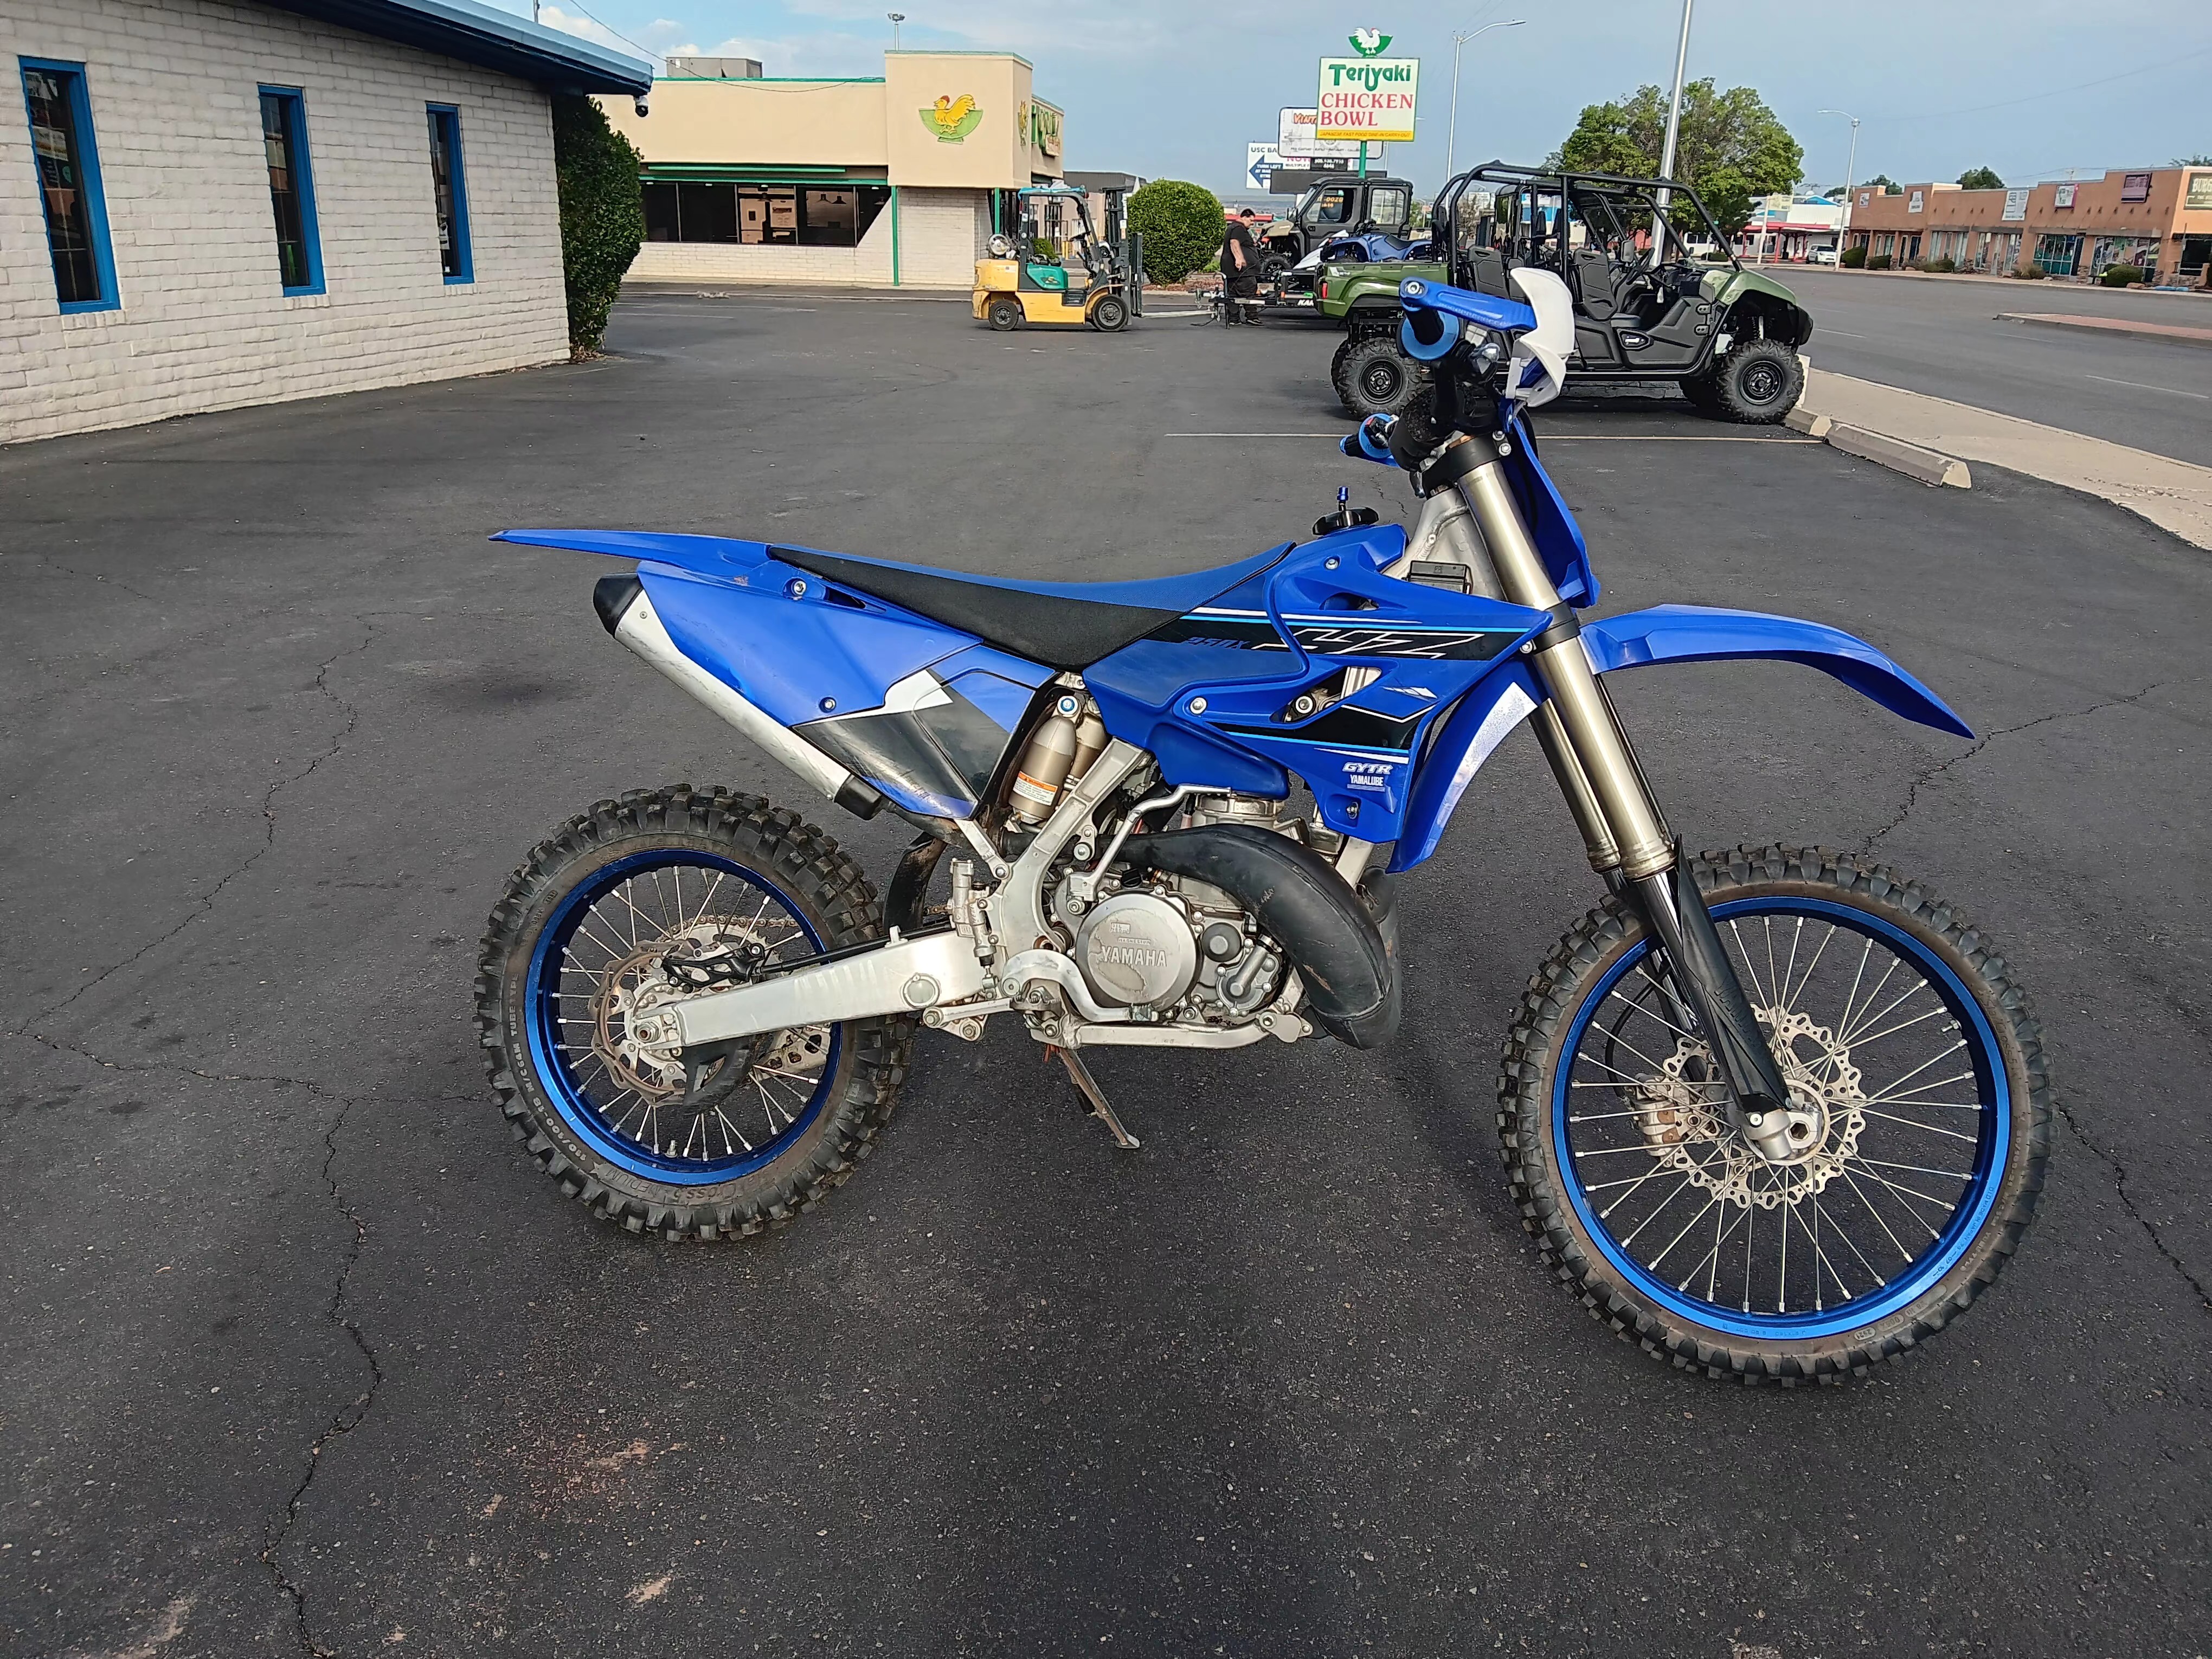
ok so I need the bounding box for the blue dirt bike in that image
[479,270,2048,1385]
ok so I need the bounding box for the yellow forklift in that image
[973,185,1133,333]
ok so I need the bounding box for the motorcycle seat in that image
[772,543,1292,670]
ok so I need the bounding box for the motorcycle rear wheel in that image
[475,786,910,1240]
[1499,845,2048,1384]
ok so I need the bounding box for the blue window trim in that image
[20,57,119,314]
[258,85,325,297]
[427,102,473,285]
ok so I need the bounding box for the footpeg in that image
[1050,1045,1140,1150]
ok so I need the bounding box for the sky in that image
[504,0,2212,198]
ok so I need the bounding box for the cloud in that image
[535,5,690,67]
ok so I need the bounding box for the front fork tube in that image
[1450,445,1797,1161]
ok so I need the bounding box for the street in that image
[4,295,2208,1659]
[1777,267,2212,467]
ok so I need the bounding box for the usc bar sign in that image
[1316,55,1418,144]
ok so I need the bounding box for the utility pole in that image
[1445,18,1524,179]
[1650,0,1693,262]
[1820,108,1860,256]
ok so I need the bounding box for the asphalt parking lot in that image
[1773,267,2212,467]
[4,294,2208,1659]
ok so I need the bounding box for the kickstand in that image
[1049,1045,1141,1150]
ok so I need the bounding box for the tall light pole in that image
[1445,19,1524,179]
[1650,0,1694,261]
[887,11,904,49]
[1819,108,1861,255]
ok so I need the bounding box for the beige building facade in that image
[4,0,651,445]
[1843,168,2212,284]
[599,50,1066,291]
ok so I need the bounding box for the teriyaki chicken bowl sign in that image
[1316,54,1418,144]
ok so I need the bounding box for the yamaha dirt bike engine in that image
[1074,890,1199,1008]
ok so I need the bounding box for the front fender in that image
[1581,605,1972,738]
[1387,606,1971,874]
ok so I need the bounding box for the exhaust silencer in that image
[594,574,884,821]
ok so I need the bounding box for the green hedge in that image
[552,95,645,357]
[1866,253,1892,270]
[2100,263,2145,287]
[1917,256,1955,273]
[1127,180,1224,285]
[1840,245,1867,268]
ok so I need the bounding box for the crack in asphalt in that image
[262,1091,382,1659]
[2055,1099,2212,1316]
[15,1030,391,1657]
[8,620,383,1655]
[1854,680,2207,1316]
[1860,682,2163,853]
[22,551,161,606]
[21,621,375,1032]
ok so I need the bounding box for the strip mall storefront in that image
[1843,168,2212,284]
[598,50,1065,289]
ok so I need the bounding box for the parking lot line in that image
[2084,373,2208,400]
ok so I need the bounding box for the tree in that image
[1127,180,1223,285]
[1956,166,2004,190]
[1863,173,1904,195]
[1557,78,1802,234]
[551,96,644,357]
[2174,153,2212,166]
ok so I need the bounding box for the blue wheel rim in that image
[524,850,840,1186]
[1551,896,2010,1340]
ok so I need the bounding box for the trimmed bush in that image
[1866,253,1893,270]
[2100,263,2145,287]
[2012,261,2046,279]
[1840,245,1867,268]
[1917,256,1956,273]
[552,95,645,357]
[1128,180,1225,285]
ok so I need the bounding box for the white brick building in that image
[2,0,652,443]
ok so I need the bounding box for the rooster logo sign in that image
[1349,28,1391,55]
[921,93,983,142]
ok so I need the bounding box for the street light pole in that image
[1819,108,1860,253]
[1445,18,1524,179]
[887,11,904,49]
[1650,0,1693,261]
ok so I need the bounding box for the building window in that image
[20,60,117,312]
[426,104,471,282]
[641,182,889,247]
[2034,233,2080,277]
[259,87,321,295]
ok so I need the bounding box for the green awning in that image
[641,163,889,186]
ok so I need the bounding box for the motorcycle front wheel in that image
[475,786,910,1240]
[1500,845,2049,1384]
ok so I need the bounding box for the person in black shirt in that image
[1220,209,1261,326]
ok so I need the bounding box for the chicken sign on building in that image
[1317,30,1417,145]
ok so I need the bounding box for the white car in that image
[1808,248,1841,266]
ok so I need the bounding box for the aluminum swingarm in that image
[651,737,1309,1058]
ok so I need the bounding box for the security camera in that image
[633,95,650,118]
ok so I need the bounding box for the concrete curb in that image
[1784,405,1832,438]
[1825,422,1972,488]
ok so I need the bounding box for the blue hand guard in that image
[1340,414,1396,465]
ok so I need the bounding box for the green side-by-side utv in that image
[1320,162,1815,423]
